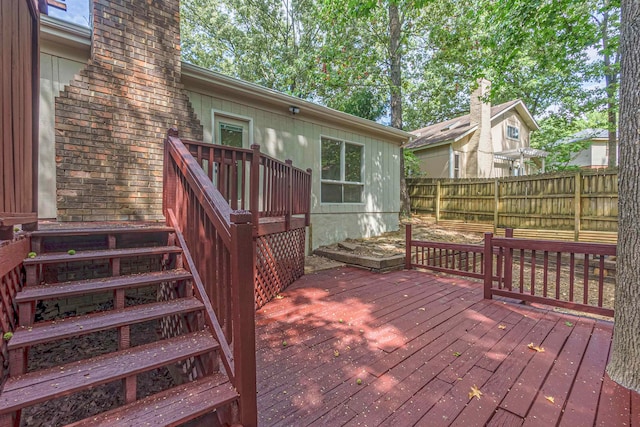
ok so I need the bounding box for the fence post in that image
[574,171,581,241]
[250,144,261,233]
[435,181,441,223]
[405,224,412,270]
[230,212,257,427]
[483,232,493,299]
[493,178,499,232]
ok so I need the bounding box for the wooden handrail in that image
[165,209,235,380]
[165,134,233,245]
[163,129,257,426]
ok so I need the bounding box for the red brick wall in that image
[55,0,203,221]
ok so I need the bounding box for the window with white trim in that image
[321,137,363,203]
[453,153,460,178]
[506,125,520,140]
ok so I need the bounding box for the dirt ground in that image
[306,214,616,316]
[305,215,486,273]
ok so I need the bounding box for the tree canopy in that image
[181,0,621,170]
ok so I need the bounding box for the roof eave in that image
[38,19,411,146]
[182,63,412,145]
[491,100,540,131]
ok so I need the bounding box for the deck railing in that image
[181,139,312,232]
[163,129,257,426]
[406,226,616,317]
[405,224,487,279]
[484,232,615,317]
[0,237,29,388]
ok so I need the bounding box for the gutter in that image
[182,63,412,145]
[38,15,411,145]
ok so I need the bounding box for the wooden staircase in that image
[0,225,238,427]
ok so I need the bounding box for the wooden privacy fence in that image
[406,226,616,317]
[407,169,618,243]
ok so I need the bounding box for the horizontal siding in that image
[186,88,401,217]
[38,52,87,218]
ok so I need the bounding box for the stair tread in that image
[16,269,192,302]
[0,330,219,414]
[8,297,204,350]
[23,246,183,265]
[64,374,237,427]
[31,225,174,237]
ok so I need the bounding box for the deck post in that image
[250,145,261,232]
[504,228,513,291]
[483,232,493,299]
[230,212,257,427]
[163,128,179,221]
[405,224,412,270]
[285,159,293,231]
[305,168,312,226]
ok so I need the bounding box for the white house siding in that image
[186,88,401,250]
[39,50,87,218]
[38,24,403,249]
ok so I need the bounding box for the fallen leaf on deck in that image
[527,343,545,352]
[275,294,284,300]
[468,385,483,400]
[334,350,340,357]
[453,351,461,357]
[545,396,555,403]
[419,307,426,311]
[498,325,506,330]
[565,321,574,327]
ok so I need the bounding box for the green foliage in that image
[3,332,12,341]
[404,150,421,177]
[531,111,609,171]
[28,252,36,259]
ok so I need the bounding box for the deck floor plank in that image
[255,267,638,427]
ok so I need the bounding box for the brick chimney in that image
[467,78,492,178]
[55,0,203,221]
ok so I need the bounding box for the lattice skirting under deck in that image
[255,228,306,309]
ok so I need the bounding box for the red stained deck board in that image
[559,321,613,426]
[437,302,517,384]
[522,319,595,427]
[487,409,525,427]
[450,311,558,426]
[253,268,634,427]
[278,371,378,426]
[381,378,452,426]
[499,314,575,417]
[473,314,538,372]
[595,373,632,427]
[415,366,493,426]
[345,314,490,419]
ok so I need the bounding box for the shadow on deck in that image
[256,267,639,426]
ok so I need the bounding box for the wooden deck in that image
[255,267,639,426]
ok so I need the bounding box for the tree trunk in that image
[601,6,619,168]
[607,0,640,392]
[389,3,410,216]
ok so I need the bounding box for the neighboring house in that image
[406,80,546,178]
[38,14,410,250]
[561,129,618,169]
